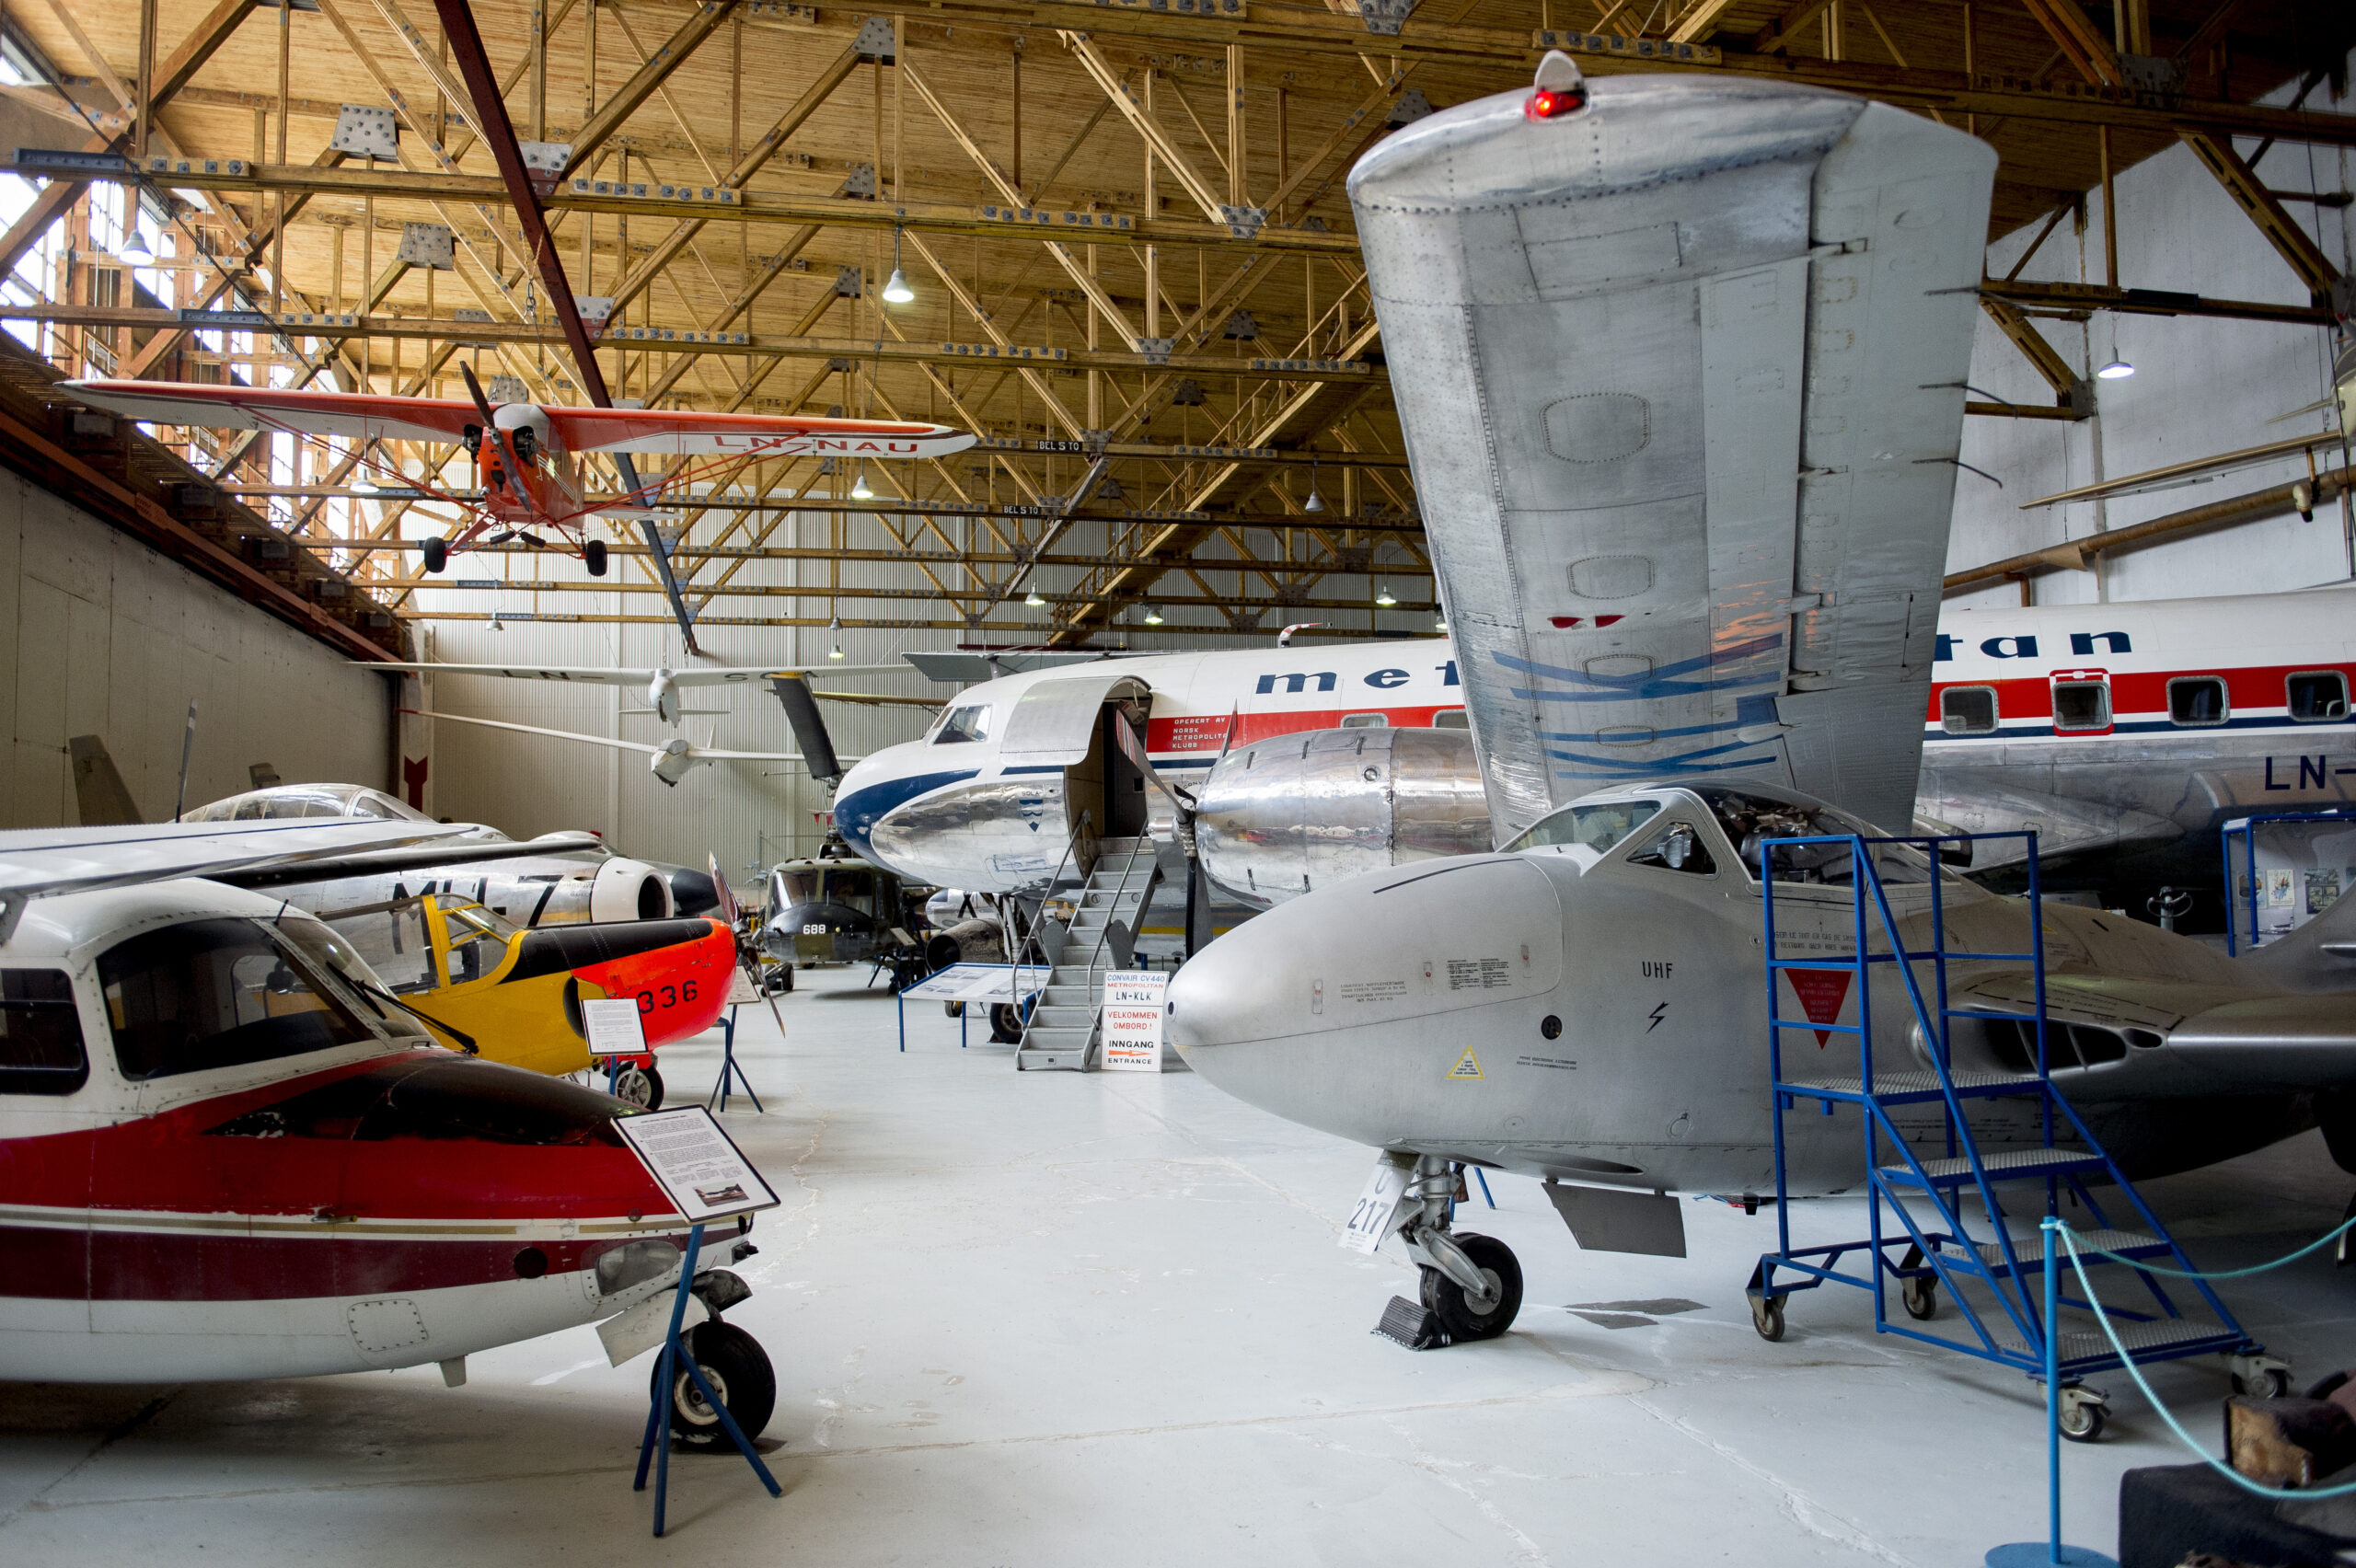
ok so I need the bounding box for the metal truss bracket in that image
[574,295,614,339]
[1218,204,1267,241]
[485,375,529,404]
[1357,0,1415,35]
[329,105,400,159]
[852,17,896,62]
[1137,337,1173,364]
[1386,88,1434,128]
[518,140,572,198]
[395,223,456,270]
[843,163,877,199]
[834,267,865,298]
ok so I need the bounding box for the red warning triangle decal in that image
[1785,969,1853,1047]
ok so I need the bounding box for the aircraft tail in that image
[67,735,144,824]
[2236,889,2356,994]
[768,674,843,789]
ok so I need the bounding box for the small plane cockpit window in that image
[1501,799,1661,856]
[2051,678,2111,732]
[277,914,431,1041]
[935,705,992,744]
[442,903,517,986]
[2289,671,2350,722]
[1625,822,1716,875]
[0,969,88,1095]
[2168,676,2228,727]
[1432,709,1471,730]
[1690,787,1935,887]
[324,902,437,997]
[101,917,377,1081]
[1941,686,1997,735]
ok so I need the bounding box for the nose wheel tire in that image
[613,1064,665,1110]
[1750,1294,1786,1342]
[989,1002,1023,1043]
[422,536,447,573]
[1418,1233,1523,1342]
[1901,1274,1939,1321]
[653,1321,776,1449]
[584,539,608,576]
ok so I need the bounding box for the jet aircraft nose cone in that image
[1169,856,1566,1144]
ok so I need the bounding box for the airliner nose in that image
[1169,856,1565,1144]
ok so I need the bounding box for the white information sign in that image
[582,996,648,1057]
[1099,970,1168,1072]
[726,966,763,1006]
[1340,1159,1413,1254]
[613,1106,780,1224]
[899,963,1049,1005]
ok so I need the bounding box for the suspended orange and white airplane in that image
[62,368,975,576]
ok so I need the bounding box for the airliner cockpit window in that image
[101,917,377,1080]
[1502,799,1660,855]
[822,870,880,916]
[935,705,992,744]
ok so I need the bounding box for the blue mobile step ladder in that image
[1746,828,2271,1427]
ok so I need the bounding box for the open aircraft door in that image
[994,673,1157,849]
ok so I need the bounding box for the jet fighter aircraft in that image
[1161,63,2356,1349]
[61,372,973,576]
[0,818,772,1445]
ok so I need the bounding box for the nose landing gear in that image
[1373,1155,1525,1348]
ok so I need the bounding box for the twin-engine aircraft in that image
[62,374,973,576]
[0,817,771,1447]
[1164,62,2356,1349]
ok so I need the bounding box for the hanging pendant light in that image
[882,227,916,304]
[1303,456,1324,513]
[119,229,154,266]
[851,471,874,500]
[2096,359,2135,380]
[1375,582,1397,607]
[827,615,845,659]
[1142,604,1164,625]
[1025,588,1046,606]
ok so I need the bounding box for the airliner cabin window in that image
[1941,686,1997,735]
[2051,678,2111,732]
[935,705,992,744]
[1339,713,1388,729]
[1433,709,1470,730]
[2289,671,2350,722]
[0,969,87,1095]
[2168,676,2228,727]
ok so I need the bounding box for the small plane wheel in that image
[2058,1387,2108,1443]
[1418,1233,1523,1342]
[584,539,608,577]
[989,1002,1023,1043]
[1751,1294,1787,1343]
[1901,1274,1939,1321]
[944,1000,964,1018]
[422,536,447,573]
[653,1321,776,1449]
[613,1063,665,1110]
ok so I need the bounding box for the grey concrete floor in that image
[5,964,2352,1566]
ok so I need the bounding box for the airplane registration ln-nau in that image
[0,820,773,1448]
[1158,59,2356,1359]
[58,371,974,575]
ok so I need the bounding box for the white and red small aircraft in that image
[61,371,974,576]
[0,818,770,1447]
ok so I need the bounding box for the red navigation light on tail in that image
[1526,49,1587,120]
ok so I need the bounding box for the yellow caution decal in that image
[1446,1046,1484,1080]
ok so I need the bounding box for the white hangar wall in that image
[1948,63,2354,609]
[0,470,390,828]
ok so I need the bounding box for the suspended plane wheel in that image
[612,1063,665,1110]
[989,1002,1023,1043]
[2058,1386,2108,1444]
[422,536,447,573]
[1418,1233,1523,1343]
[1750,1294,1787,1343]
[653,1320,776,1450]
[584,539,608,577]
[1901,1274,1939,1321]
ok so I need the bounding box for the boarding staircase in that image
[1748,829,2267,1401]
[1013,834,1165,1071]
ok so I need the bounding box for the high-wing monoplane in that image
[62,370,972,576]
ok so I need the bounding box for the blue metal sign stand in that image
[632,1223,782,1536]
[706,1005,765,1113]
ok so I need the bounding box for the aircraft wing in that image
[2022,431,2343,509]
[1350,69,1995,839]
[362,662,903,686]
[215,832,608,891]
[0,819,467,940]
[63,380,480,444]
[409,709,857,767]
[543,407,974,459]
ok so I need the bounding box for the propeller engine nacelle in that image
[650,737,699,786]
[1195,726,1491,908]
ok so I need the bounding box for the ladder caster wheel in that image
[2231,1357,2292,1399]
[1901,1274,1939,1321]
[2058,1387,2108,1443]
[1750,1294,1786,1343]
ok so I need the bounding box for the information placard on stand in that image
[1100,971,1168,1071]
[612,1107,784,1535]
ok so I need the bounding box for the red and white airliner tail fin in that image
[62,380,482,445]
[542,406,974,459]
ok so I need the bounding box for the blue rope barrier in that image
[2059,1225,2356,1502]
[2071,1213,2356,1280]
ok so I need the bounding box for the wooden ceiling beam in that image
[560,0,740,179]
